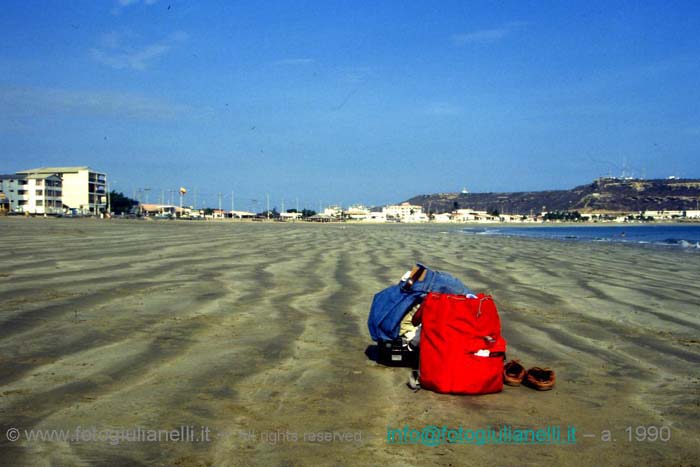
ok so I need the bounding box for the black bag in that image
[376,339,418,367]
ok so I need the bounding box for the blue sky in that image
[1,1,699,210]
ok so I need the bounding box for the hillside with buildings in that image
[406,178,700,216]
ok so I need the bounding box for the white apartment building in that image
[345,205,370,220]
[0,173,63,214]
[18,167,107,214]
[382,202,428,222]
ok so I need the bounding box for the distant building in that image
[643,210,690,220]
[308,214,334,222]
[382,202,427,222]
[366,211,387,222]
[345,205,370,220]
[499,214,524,223]
[452,209,498,223]
[230,210,256,219]
[18,166,106,215]
[140,203,178,216]
[280,212,303,221]
[0,173,63,214]
[323,206,344,219]
[432,213,452,223]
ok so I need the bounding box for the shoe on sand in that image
[524,367,556,391]
[503,360,526,386]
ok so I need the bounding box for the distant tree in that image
[544,210,583,222]
[287,209,298,213]
[109,191,137,214]
[301,209,316,218]
[490,209,500,217]
[452,201,459,211]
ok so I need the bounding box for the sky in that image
[1,0,699,211]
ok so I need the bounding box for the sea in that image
[462,224,700,251]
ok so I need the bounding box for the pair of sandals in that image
[504,360,555,390]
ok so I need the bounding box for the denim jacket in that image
[368,264,473,342]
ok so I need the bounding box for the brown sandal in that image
[504,360,526,386]
[524,367,556,390]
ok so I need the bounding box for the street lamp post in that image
[107,179,114,216]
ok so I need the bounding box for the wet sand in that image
[0,217,698,466]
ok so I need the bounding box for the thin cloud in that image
[273,58,315,66]
[424,102,462,116]
[0,85,190,121]
[98,30,125,49]
[111,0,159,15]
[453,21,527,45]
[91,31,188,71]
[338,66,372,85]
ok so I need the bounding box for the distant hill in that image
[405,178,700,215]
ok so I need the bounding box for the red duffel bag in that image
[418,292,506,394]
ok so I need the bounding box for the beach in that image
[0,217,698,466]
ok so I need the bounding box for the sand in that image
[0,217,698,466]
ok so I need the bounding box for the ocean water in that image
[462,224,700,251]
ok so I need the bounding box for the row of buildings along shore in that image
[276,204,700,223]
[1,167,699,222]
[139,202,700,223]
